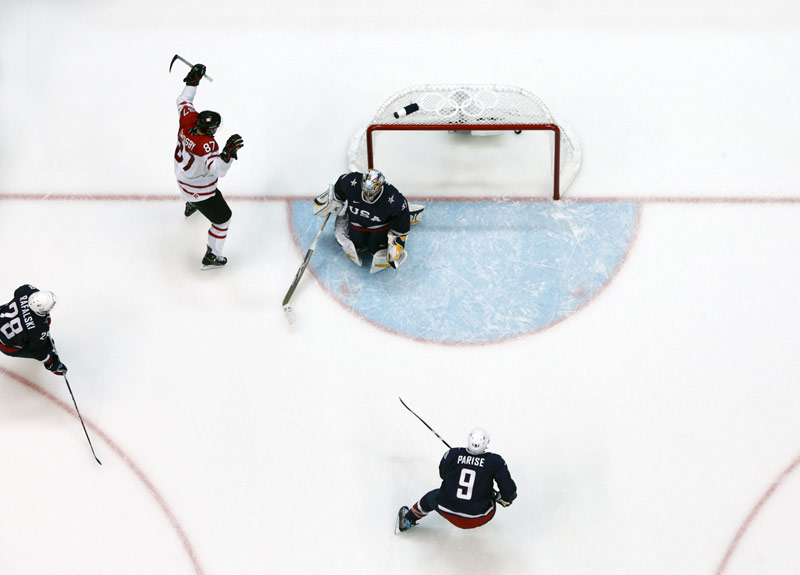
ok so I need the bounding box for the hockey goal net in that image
[348,84,581,200]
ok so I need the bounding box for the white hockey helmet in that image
[361,169,385,203]
[466,427,490,455]
[29,290,57,316]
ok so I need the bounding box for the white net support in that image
[347,84,582,199]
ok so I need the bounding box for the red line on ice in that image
[0,366,207,575]
[715,451,800,575]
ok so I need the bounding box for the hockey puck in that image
[393,103,420,119]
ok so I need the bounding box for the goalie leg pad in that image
[370,249,390,274]
[340,238,362,267]
[335,215,361,266]
[369,248,406,273]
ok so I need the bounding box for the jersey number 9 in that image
[456,468,476,500]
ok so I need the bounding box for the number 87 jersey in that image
[173,86,232,202]
[437,447,517,518]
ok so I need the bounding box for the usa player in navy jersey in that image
[0,285,67,376]
[397,428,517,532]
[314,169,422,273]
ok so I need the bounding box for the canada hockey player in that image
[0,285,67,375]
[314,169,422,273]
[397,428,517,533]
[174,63,244,270]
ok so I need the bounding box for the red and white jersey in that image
[174,85,232,202]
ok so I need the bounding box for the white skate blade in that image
[283,304,297,325]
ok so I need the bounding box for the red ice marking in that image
[0,366,206,575]
[2,193,800,204]
[715,452,800,575]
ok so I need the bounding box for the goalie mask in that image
[197,110,221,136]
[466,428,490,455]
[29,290,57,316]
[361,169,385,203]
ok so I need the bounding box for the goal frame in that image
[366,123,562,200]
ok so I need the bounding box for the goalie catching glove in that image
[313,185,344,217]
[369,232,408,273]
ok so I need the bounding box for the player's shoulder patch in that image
[344,172,361,188]
[179,105,198,130]
[486,452,505,466]
[15,284,36,298]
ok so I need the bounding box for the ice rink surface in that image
[2,1,800,574]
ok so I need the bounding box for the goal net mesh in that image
[347,84,581,199]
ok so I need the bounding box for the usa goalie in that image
[313,169,423,273]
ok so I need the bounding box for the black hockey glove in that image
[183,64,207,86]
[494,490,515,507]
[220,134,244,162]
[44,355,68,376]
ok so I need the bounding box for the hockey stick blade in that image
[169,54,214,82]
[283,304,297,325]
[398,397,452,449]
[281,213,331,316]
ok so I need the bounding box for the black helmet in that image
[197,110,221,136]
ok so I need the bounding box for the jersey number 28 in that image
[1,302,23,339]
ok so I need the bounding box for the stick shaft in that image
[170,54,214,82]
[282,213,331,306]
[64,375,102,465]
[398,397,452,449]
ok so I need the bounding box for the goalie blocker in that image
[313,170,423,273]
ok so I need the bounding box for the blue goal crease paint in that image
[290,201,639,345]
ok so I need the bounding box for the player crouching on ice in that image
[0,285,67,376]
[314,169,423,273]
[396,428,517,533]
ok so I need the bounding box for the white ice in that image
[1,1,800,574]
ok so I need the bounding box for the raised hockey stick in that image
[169,54,214,82]
[63,375,102,465]
[398,397,452,449]
[281,212,332,324]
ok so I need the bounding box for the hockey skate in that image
[395,506,415,534]
[201,247,227,270]
[184,202,198,217]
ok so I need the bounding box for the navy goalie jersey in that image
[334,172,410,235]
[0,285,55,361]
[436,447,517,517]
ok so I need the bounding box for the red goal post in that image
[348,85,581,200]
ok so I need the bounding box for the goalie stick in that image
[169,54,214,82]
[281,213,332,324]
[398,397,451,449]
